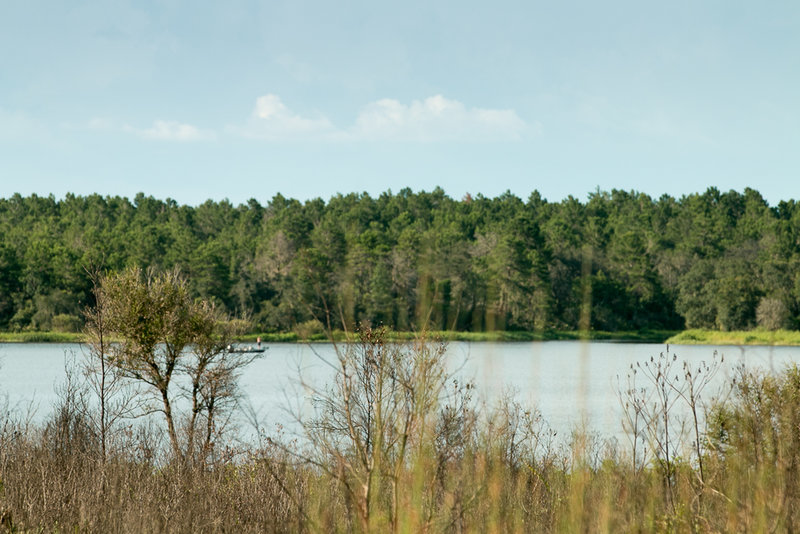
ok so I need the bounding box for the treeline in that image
[1,187,799,333]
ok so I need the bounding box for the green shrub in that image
[292,319,324,340]
[51,313,82,333]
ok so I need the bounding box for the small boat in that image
[227,345,267,354]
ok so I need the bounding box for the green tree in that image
[0,244,21,328]
[98,266,250,464]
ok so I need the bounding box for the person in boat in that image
[257,336,262,349]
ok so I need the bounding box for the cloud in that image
[351,95,529,141]
[85,95,529,143]
[229,94,530,142]
[230,94,337,140]
[125,120,215,141]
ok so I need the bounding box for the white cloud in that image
[229,94,530,142]
[230,94,337,140]
[125,120,215,141]
[351,95,529,141]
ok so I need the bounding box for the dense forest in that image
[1,187,799,334]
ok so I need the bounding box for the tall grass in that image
[0,331,85,343]
[1,335,799,532]
[668,328,800,345]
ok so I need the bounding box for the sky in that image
[1,0,798,206]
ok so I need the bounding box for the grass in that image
[0,331,85,343]
[667,328,800,345]
[8,328,800,346]
[2,333,800,532]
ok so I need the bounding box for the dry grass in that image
[1,336,800,532]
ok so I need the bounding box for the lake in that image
[2,341,799,444]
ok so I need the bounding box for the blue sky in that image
[1,1,798,206]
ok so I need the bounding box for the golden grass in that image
[668,328,800,346]
[1,352,799,532]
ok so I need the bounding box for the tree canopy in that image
[1,187,798,333]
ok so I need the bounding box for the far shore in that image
[2,328,800,346]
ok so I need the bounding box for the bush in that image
[756,297,792,330]
[51,313,82,333]
[292,318,324,340]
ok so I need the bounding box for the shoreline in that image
[2,328,800,345]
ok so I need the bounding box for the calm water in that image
[2,341,799,441]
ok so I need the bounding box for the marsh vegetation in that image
[2,322,800,532]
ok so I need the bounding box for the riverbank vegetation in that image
[0,331,84,343]
[13,328,800,346]
[2,187,800,337]
[667,328,800,346]
[1,323,800,532]
[237,328,680,343]
[0,328,675,344]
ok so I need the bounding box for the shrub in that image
[292,318,324,340]
[756,297,792,330]
[51,313,82,333]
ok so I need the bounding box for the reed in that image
[1,335,799,532]
[0,331,85,343]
